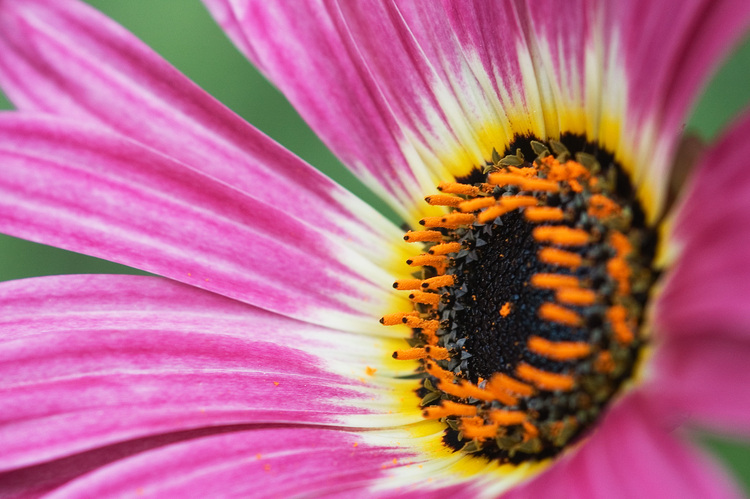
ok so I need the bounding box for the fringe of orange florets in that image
[381,142,650,458]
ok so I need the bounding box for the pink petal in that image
[606,0,750,212]
[0,114,404,331]
[0,427,251,499]
[203,0,570,219]
[0,0,403,266]
[202,0,442,218]
[443,0,586,128]
[611,0,750,144]
[507,393,742,498]
[656,111,750,342]
[0,274,402,471]
[500,0,749,216]
[650,334,750,437]
[205,0,750,222]
[40,428,410,498]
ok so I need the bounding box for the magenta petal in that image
[42,429,405,498]
[0,0,401,266]
[0,275,385,471]
[202,0,557,218]
[202,0,437,216]
[612,0,750,141]
[0,0,430,218]
[611,0,750,204]
[657,111,750,342]
[506,394,742,499]
[0,115,399,331]
[651,334,750,437]
[0,427,253,499]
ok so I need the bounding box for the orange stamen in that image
[438,379,517,405]
[421,328,439,345]
[404,230,443,243]
[530,273,579,289]
[500,195,539,210]
[607,305,635,344]
[488,409,527,426]
[519,178,560,192]
[437,182,479,196]
[522,421,539,439]
[607,257,631,295]
[556,287,597,306]
[437,379,481,399]
[420,213,475,229]
[393,279,421,290]
[421,275,456,289]
[524,206,564,222]
[478,383,519,406]
[392,347,429,360]
[483,380,526,405]
[379,312,418,326]
[424,345,450,360]
[477,204,510,223]
[477,196,539,223]
[610,231,632,257]
[594,351,615,373]
[569,179,584,193]
[393,346,450,361]
[499,302,512,317]
[461,419,498,440]
[588,194,621,218]
[458,415,485,428]
[428,242,462,255]
[563,160,589,180]
[487,173,529,187]
[403,317,440,330]
[527,336,592,361]
[539,302,582,327]
[424,194,462,207]
[424,361,454,380]
[487,173,560,192]
[486,373,535,397]
[408,291,440,305]
[533,226,590,246]
[516,363,575,391]
[543,159,566,180]
[422,400,477,419]
[406,254,447,268]
[538,247,582,269]
[459,196,497,212]
[507,166,538,177]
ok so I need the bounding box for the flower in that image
[0,0,749,497]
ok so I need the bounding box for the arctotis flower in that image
[0,0,749,497]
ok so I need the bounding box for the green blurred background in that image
[0,0,749,492]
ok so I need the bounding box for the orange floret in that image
[528,336,592,361]
[524,206,565,222]
[424,194,462,207]
[533,226,590,246]
[403,230,444,243]
[437,182,479,196]
[422,400,478,419]
[537,247,582,269]
[459,196,497,212]
[516,363,575,391]
[530,273,580,289]
[539,303,583,327]
[556,287,597,306]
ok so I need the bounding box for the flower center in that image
[381,136,658,463]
